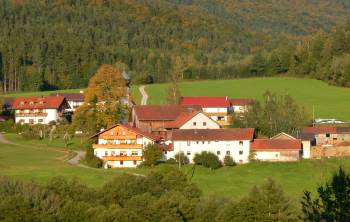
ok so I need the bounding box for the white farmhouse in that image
[51,93,84,112]
[229,98,255,114]
[166,128,254,164]
[91,124,157,168]
[12,96,69,124]
[180,96,231,126]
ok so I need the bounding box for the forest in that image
[0,0,350,93]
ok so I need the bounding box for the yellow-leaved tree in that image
[73,64,127,134]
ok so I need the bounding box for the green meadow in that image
[144,77,350,120]
[0,133,349,200]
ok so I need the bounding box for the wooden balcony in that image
[92,144,142,149]
[16,112,48,117]
[204,112,227,116]
[100,135,137,140]
[103,156,142,161]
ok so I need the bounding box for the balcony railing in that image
[100,135,137,140]
[103,156,142,161]
[16,112,48,117]
[92,144,142,149]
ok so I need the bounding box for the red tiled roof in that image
[229,98,255,106]
[251,139,301,151]
[303,127,337,134]
[133,105,202,121]
[12,96,66,109]
[165,110,200,129]
[180,96,229,107]
[50,93,84,102]
[171,128,254,141]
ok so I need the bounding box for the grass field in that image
[1,86,142,104]
[144,77,350,120]
[0,133,349,200]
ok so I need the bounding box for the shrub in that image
[193,151,222,170]
[223,155,236,166]
[174,152,189,165]
[84,142,103,168]
[142,144,163,166]
[165,158,177,164]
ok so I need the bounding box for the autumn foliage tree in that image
[73,64,127,133]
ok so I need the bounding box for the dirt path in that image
[139,85,148,105]
[0,133,15,145]
[67,150,86,165]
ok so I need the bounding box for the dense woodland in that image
[0,0,350,93]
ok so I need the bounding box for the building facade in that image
[180,96,230,126]
[12,96,69,124]
[166,128,254,164]
[92,124,156,168]
[51,93,84,112]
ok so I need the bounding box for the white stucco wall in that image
[94,148,142,159]
[202,107,228,113]
[15,109,60,124]
[302,140,311,159]
[168,140,250,164]
[180,113,220,129]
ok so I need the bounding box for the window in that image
[133,160,137,165]
[193,122,197,126]
[239,160,243,163]
[131,151,138,156]
[217,151,221,155]
[164,151,167,154]
[239,141,243,145]
[187,151,191,155]
[111,151,115,156]
[120,161,124,165]
[239,150,243,155]
[326,133,330,138]
[38,119,43,123]
[218,116,224,121]
[275,153,279,158]
[187,141,191,146]
[202,141,205,144]
[196,141,199,144]
[105,151,108,156]
[226,150,230,155]
[120,151,127,156]
[29,119,34,124]
[203,122,206,126]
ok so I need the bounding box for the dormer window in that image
[29,101,34,105]
[20,101,24,105]
[39,101,44,105]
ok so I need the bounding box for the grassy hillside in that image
[1,86,142,104]
[145,77,350,120]
[0,133,349,200]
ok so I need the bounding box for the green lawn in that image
[1,86,142,104]
[144,77,350,120]
[0,133,349,200]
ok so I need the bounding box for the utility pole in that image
[312,105,315,127]
[178,143,181,170]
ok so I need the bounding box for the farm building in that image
[12,95,69,125]
[91,124,157,168]
[180,96,231,125]
[250,133,302,162]
[131,105,203,137]
[303,126,350,146]
[51,92,84,112]
[167,128,255,164]
[229,98,255,114]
